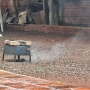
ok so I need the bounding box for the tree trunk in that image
[49,0,53,25]
[53,0,59,25]
[11,0,18,17]
[43,0,49,24]
[16,0,21,12]
[48,0,59,25]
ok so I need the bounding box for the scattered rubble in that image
[2,1,44,25]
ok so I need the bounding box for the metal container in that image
[2,44,31,62]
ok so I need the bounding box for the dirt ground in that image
[0,29,90,88]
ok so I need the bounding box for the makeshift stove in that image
[2,40,32,62]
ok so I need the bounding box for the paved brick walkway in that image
[0,70,89,90]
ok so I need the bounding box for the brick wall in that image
[0,0,12,15]
[18,0,90,26]
[1,0,90,28]
[59,0,90,27]
[4,24,90,36]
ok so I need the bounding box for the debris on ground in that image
[4,40,32,46]
[2,1,44,25]
[18,11,27,24]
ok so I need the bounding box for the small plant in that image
[37,66,45,73]
[1,66,5,69]
[13,68,18,71]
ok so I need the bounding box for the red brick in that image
[4,24,90,36]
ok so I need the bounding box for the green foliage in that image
[13,68,18,71]
[1,66,5,69]
[37,66,45,73]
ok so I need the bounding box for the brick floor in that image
[0,70,89,90]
